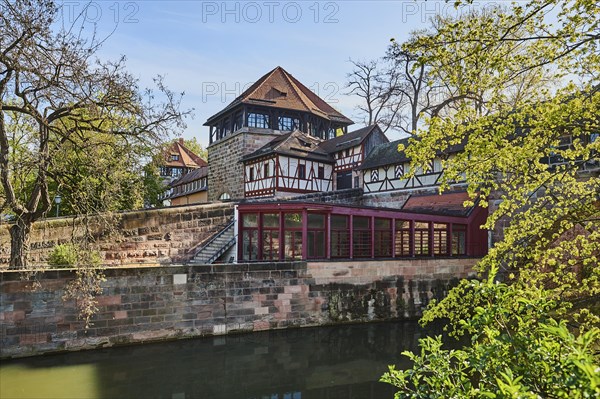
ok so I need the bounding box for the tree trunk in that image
[9,216,32,269]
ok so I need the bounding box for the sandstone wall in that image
[0,258,478,358]
[0,203,234,268]
[208,130,280,201]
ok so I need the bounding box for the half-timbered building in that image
[242,131,334,198]
[359,138,465,194]
[318,124,388,190]
[205,66,353,200]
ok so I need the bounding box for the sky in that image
[57,0,498,147]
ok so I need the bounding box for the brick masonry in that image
[0,203,234,267]
[0,258,478,358]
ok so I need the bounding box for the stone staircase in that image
[189,221,236,264]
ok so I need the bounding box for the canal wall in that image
[0,203,234,267]
[0,258,478,358]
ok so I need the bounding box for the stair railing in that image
[191,219,235,261]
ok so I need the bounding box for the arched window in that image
[219,192,231,201]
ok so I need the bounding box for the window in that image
[307,213,326,259]
[170,154,179,161]
[395,220,411,256]
[331,215,350,258]
[219,193,231,200]
[394,164,404,179]
[414,222,430,256]
[298,164,306,179]
[241,214,259,261]
[354,176,359,188]
[345,149,350,157]
[278,116,300,131]
[433,223,449,255]
[374,218,392,257]
[247,113,270,129]
[371,169,379,182]
[264,163,270,178]
[262,213,280,261]
[318,166,325,179]
[452,224,467,255]
[249,167,254,181]
[353,216,371,258]
[284,213,302,260]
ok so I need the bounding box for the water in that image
[0,321,441,399]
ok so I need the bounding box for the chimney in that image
[178,138,184,145]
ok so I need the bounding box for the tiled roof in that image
[164,139,208,168]
[401,191,476,217]
[204,67,353,125]
[241,130,334,164]
[169,166,208,188]
[318,124,381,154]
[358,137,465,170]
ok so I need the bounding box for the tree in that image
[386,35,442,136]
[0,0,188,269]
[346,58,405,134]
[383,0,599,396]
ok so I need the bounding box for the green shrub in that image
[48,244,102,268]
[48,244,78,267]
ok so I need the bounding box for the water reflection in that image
[1,321,442,399]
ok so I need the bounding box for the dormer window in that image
[171,154,179,161]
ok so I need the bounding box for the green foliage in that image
[48,243,102,268]
[381,272,600,398]
[47,244,78,267]
[381,0,599,396]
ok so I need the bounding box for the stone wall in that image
[0,258,478,358]
[0,203,234,268]
[208,129,280,201]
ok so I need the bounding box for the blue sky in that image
[59,1,494,146]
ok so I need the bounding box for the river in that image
[1,321,442,399]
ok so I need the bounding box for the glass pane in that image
[433,223,447,230]
[452,231,466,255]
[395,230,411,256]
[284,213,302,228]
[396,220,410,230]
[453,224,467,231]
[375,218,391,229]
[414,230,430,256]
[353,216,370,229]
[263,213,279,228]
[375,231,392,257]
[414,222,429,229]
[262,231,279,260]
[308,213,325,228]
[242,214,258,228]
[331,215,348,229]
[331,231,350,257]
[284,231,302,260]
[242,230,258,261]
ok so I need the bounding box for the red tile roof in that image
[164,139,207,168]
[205,67,353,125]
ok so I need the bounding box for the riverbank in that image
[1,259,477,358]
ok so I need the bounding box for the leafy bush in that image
[48,244,78,267]
[48,243,102,268]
